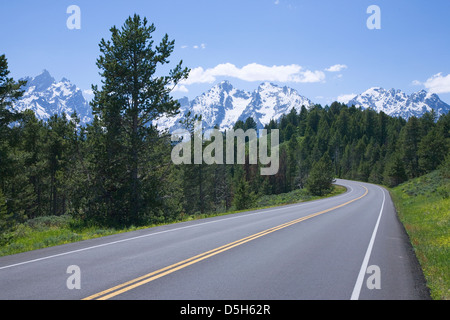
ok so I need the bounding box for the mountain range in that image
[155,80,314,131]
[11,70,450,131]
[346,87,450,120]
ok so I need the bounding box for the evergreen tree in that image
[232,166,256,210]
[286,134,299,191]
[306,153,334,196]
[0,54,29,234]
[0,54,27,180]
[384,154,407,187]
[243,117,257,131]
[0,187,11,243]
[0,54,26,128]
[19,110,47,218]
[418,126,448,174]
[298,105,308,136]
[283,122,295,141]
[233,120,245,130]
[90,15,189,225]
[440,153,450,179]
[400,116,421,178]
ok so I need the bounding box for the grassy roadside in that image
[0,185,346,258]
[389,170,449,300]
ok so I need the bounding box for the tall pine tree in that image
[90,15,189,225]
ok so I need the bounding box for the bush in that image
[26,215,72,230]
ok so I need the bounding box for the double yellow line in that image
[83,186,368,300]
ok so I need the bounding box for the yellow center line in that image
[83,186,369,300]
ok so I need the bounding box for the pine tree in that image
[0,54,29,233]
[418,126,448,174]
[286,134,299,191]
[20,110,47,218]
[0,54,26,128]
[400,116,421,178]
[0,54,27,181]
[384,154,407,187]
[306,153,334,196]
[243,117,257,131]
[232,166,256,210]
[90,15,189,225]
[298,105,308,136]
[0,187,11,243]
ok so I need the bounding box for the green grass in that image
[0,185,345,258]
[0,216,128,257]
[390,170,450,300]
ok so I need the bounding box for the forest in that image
[1,15,450,244]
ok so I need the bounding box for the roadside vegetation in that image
[390,160,450,300]
[0,185,345,257]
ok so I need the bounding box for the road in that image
[0,179,430,300]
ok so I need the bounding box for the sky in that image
[1,0,450,105]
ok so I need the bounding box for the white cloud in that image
[181,63,326,86]
[422,73,450,94]
[325,64,348,72]
[182,44,206,50]
[337,93,357,104]
[173,84,189,93]
[274,0,280,4]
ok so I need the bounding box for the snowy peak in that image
[215,80,234,93]
[155,81,313,131]
[239,82,313,128]
[27,69,56,91]
[188,80,253,130]
[347,87,450,119]
[13,70,92,124]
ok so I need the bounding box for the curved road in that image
[0,179,429,300]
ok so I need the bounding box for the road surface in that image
[0,179,430,300]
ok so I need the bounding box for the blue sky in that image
[1,0,450,105]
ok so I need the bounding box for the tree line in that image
[1,15,449,242]
[265,102,449,191]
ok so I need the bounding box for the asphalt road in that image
[0,179,430,300]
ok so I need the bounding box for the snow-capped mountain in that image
[13,70,92,124]
[346,87,450,119]
[155,81,313,131]
[12,71,450,132]
[238,82,313,128]
[188,80,254,130]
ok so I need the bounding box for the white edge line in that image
[350,185,386,300]
[0,181,354,271]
